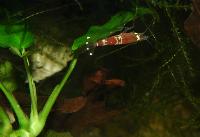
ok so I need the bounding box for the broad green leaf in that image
[0,24,34,49]
[71,8,155,51]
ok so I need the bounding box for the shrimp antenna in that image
[17,3,76,23]
[142,19,157,41]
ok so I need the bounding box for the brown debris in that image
[65,101,123,136]
[82,68,109,94]
[57,96,87,113]
[184,0,200,47]
[82,68,125,95]
[104,79,125,88]
[63,68,125,136]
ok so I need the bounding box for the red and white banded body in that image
[95,32,147,47]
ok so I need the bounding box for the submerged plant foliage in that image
[0,24,34,49]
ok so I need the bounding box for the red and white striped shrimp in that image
[95,32,148,47]
[80,20,155,56]
[78,31,149,56]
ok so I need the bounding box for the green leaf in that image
[0,24,34,49]
[135,7,155,17]
[71,8,155,51]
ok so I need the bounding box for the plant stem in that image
[23,56,38,120]
[9,129,33,137]
[0,105,10,125]
[39,58,77,129]
[0,82,29,128]
[0,105,12,135]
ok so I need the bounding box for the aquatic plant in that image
[0,5,155,136]
[1,0,200,137]
[0,20,77,137]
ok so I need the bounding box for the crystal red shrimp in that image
[95,32,148,47]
